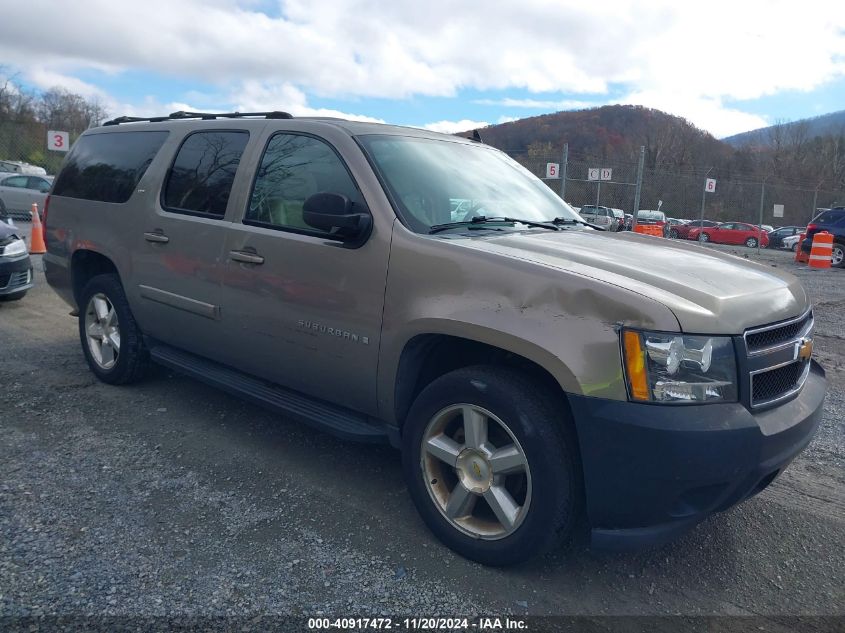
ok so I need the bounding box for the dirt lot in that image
[1,244,843,627]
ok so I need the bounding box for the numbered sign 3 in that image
[47,130,70,152]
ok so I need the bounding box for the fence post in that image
[559,143,568,200]
[758,180,766,254]
[700,167,713,225]
[632,145,645,228]
[811,187,819,224]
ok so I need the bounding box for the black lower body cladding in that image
[0,254,34,298]
[568,360,826,550]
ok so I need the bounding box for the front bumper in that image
[568,360,826,550]
[0,254,34,296]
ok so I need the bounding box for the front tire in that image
[402,366,582,566]
[698,233,710,242]
[669,229,679,239]
[78,273,147,384]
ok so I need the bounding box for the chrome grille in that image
[752,362,805,403]
[745,311,812,352]
[744,309,814,408]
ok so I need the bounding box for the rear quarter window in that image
[52,131,169,203]
[813,210,845,225]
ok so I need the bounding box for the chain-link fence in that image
[511,145,845,229]
[0,119,72,176]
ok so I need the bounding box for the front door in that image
[217,131,390,416]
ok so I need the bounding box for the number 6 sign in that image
[47,130,70,152]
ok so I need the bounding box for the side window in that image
[163,131,249,217]
[2,176,29,188]
[246,133,362,233]
[29,177,51,192]
[52,131,169,203]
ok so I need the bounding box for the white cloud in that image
[232,81,385,122]
[475,98,594,110]
[422,119,489,134]
[1,1,844,135]
[497,115,519,124]
[617,92,770,138]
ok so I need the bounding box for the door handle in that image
[144,231,170,243]
[229,250,265,265]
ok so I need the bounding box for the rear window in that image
[812,209,845,225]
[52,131,169,203]
[163,130,249,216]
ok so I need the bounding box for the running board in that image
[148,344,388,443]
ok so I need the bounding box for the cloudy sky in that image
[1,0,844,138]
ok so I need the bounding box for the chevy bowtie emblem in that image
[797,338,813,362]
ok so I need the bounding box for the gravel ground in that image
[0,249,843,629]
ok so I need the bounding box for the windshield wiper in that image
[429,216,560,234]
[552,217,606,231]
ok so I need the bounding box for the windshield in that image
[358,135,582,233]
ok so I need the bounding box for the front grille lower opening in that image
[752,362,805,404]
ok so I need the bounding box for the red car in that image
[688,222,770,248]
[672,219,720,239]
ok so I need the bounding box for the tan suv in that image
[44,112,826,565]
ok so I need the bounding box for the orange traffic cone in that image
[808,231,833,270]
[29,203,46,254]
[794,232,808,264]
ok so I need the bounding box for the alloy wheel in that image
[421,404,532,540]
[833,244,844,267]
[84,293,121,370]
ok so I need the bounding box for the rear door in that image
[216,129,391,416]
[129,127,255,360]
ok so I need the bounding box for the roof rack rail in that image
[103,110,294,126]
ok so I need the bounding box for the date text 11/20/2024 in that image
[307,617,528,630]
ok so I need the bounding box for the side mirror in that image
[303,192,372,244]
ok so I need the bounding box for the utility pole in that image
[757,179,766,255]
[559,143,568,200]
[632,145,645,229]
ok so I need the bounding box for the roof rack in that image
[103,110,294,126]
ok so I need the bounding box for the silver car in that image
[0,174,53,221]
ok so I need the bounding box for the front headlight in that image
[622,329,738,404]
[0,237,28,257]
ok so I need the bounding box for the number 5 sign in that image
[47,130,70,152]
[545,162,560,179]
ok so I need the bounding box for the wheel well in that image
[71,250,118,306]
[394,334,567,428]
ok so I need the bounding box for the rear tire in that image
[832,242,845,268]
[78,273,147,384]
[745,237,758,248]
[698,233,710,242]
[669,229,679,239]
[402,366,582,566]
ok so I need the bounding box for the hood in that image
[0,221,23,241]
[454,229,808,334]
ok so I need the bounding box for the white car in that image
[0,174,53,222]
[782,234,801,251]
